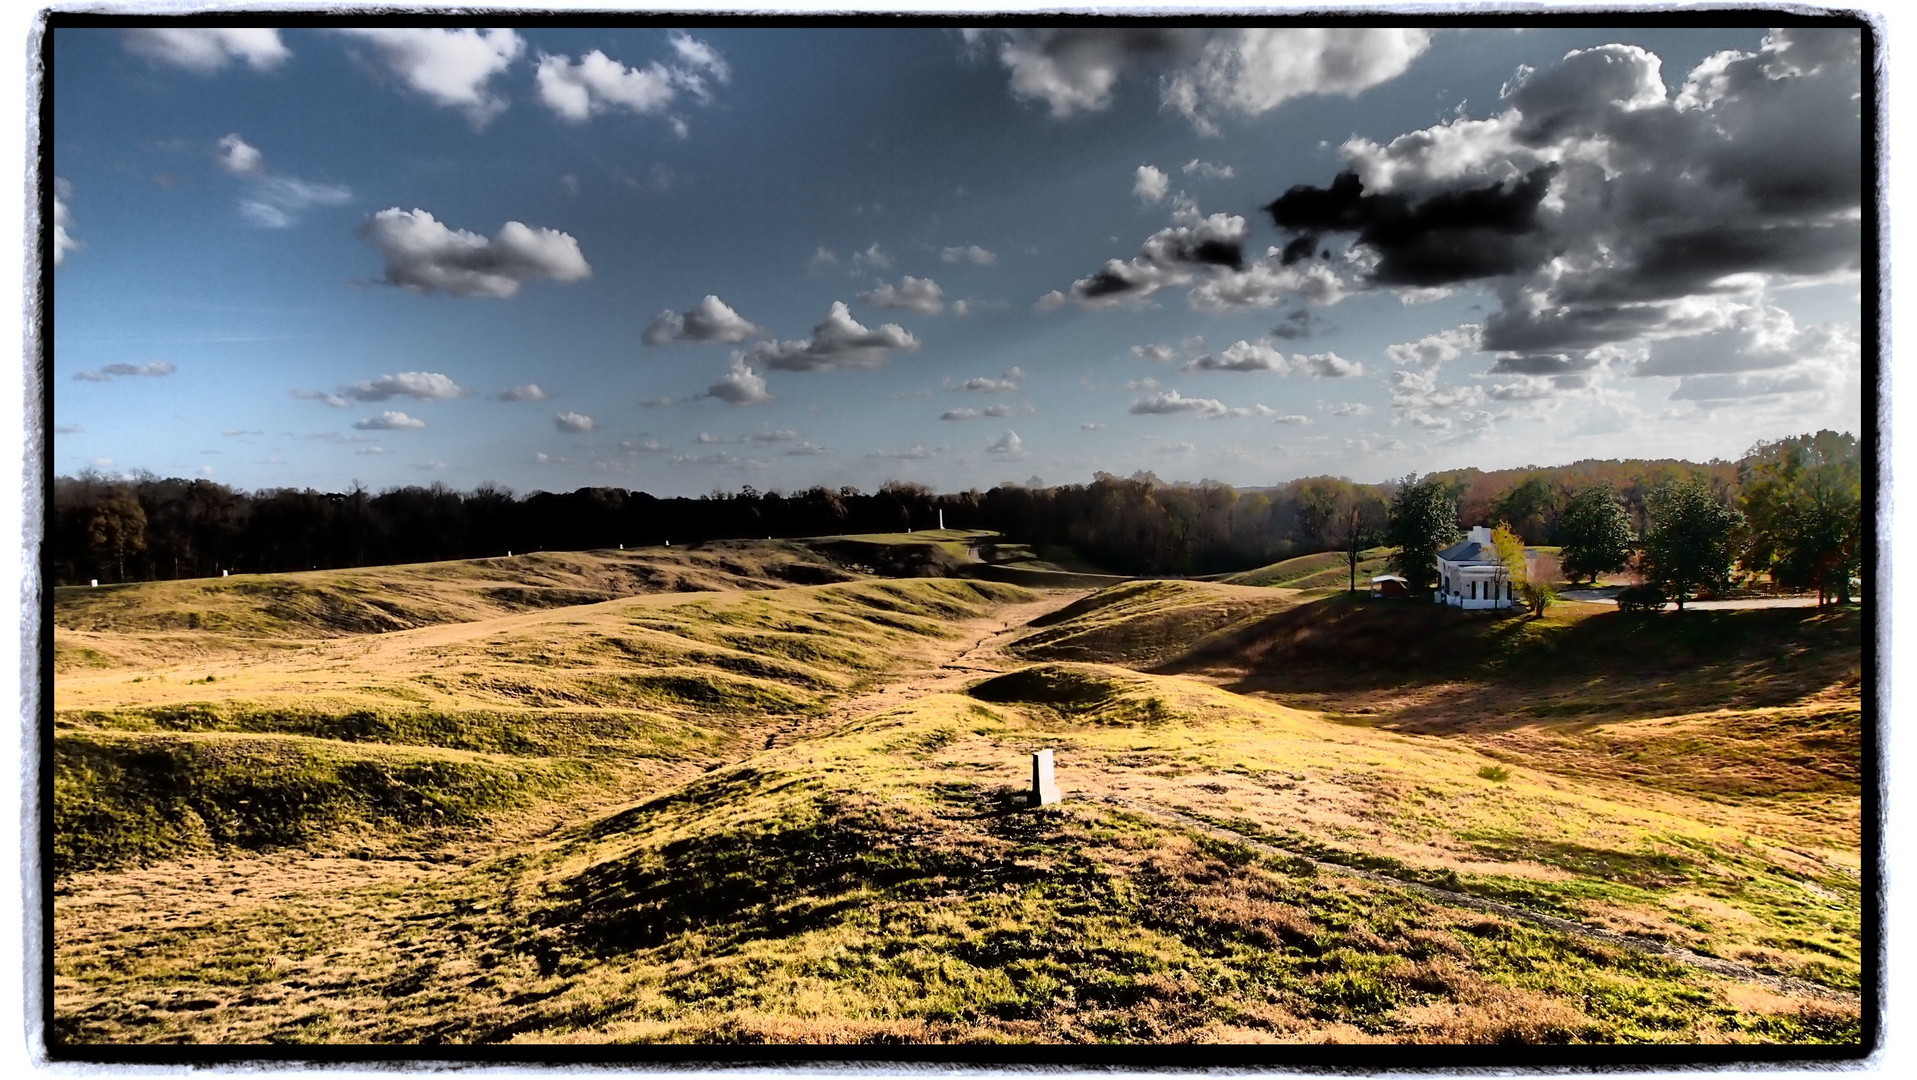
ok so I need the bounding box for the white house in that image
[1435,526,1538,610]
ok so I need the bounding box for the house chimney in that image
[1468,525,1494,545]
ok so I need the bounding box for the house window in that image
[1470,581,1477,600]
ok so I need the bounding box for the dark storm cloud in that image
[1264,166,1557,288]
[1253,29,1861,360]
[1487,353,1602,376]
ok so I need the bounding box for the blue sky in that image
[48,23,1864,496]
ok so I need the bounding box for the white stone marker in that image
[89,579,98,588]
[221,569,229,577]
[1030,749,1062,807]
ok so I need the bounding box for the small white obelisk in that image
[1030,750,1062,807]
[939,508,945,530]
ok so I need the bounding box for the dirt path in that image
[758,590,1091,751]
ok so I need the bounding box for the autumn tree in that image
[1385,474,1462,592]
[1558,482,1634,585]
[85,485,147,582]
[1738,431,1862,605]
[1640,476,1745,610]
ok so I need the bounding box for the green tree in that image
[1385,474,1462,592]
[86,485,147,582]
[1559,482,1634,585]
[1493,474,1560,545]
[1641,476,1744,610]
[1492,521,1555,617]
[1738,431,1862,605]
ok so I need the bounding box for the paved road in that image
[1558,590,1847,610]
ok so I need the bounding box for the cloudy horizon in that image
[51,22,1866,496]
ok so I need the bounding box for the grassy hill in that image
[1224,548,1393,590]
[48,544,1863,1046]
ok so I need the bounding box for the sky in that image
[46,21,1867,497]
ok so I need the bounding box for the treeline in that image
[46,441,1852,587]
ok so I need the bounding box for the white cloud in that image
[123,28,289,73]
[619,437,670,455]
[342,371,470,402]
[415,460,447,470]
[971,28,1427,132]
[533,38,727,128]
[238,177,351,228]
[1184,340,1287,372]
[987,430,1027,457]
[336,28,526,127]
[1080,422,1105,430]
[1164,29,1432,134]
[807,247,839,274]
[860,276,945,315]
[868,444,938,460]
[554,411,596,432]
[958,369,1023,393]
[353,411,427,430]
[644,295,764,345]
[706,357,773,405]
[291,389,350,408]
[74,361,176,382]
[496,383,551,402]
[737,301,920,372]
[851,243,893,273]
[1297,351,1364,377]
[941,408,981,421]
[1183,158,1235,179]
[360,208,591,298]
[53,179,78,268]
[1131,343,1178,364]
[1386,325,1482,372]
[1134,164,1170,202]
[941,244,997,265]
[216,134,265,176]
[1332,401,1372,416]
[782,442,834,456]
[1129,388,1271,419]
[1186,252,1349,312]
[1272,414,1311,425]
[356,445,389,455]
[1063,211,1249,306]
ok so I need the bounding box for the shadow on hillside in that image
[1156,594,1862,729]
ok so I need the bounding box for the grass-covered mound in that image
[53,678,1860,1044]
[51,542,860,644]
[1224,547,1393,590]
[1012,581,1305,667]
[54,731,603,873]
[52,578,1039,875]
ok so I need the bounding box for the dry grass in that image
[48,552,1862,1046]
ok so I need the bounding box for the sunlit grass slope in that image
[54,663,1859,1044]
[1013,581,1307,668]
[53,578,1035,873]
[1224,548,1393,590]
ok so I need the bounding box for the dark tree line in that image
[47,439,1863,590]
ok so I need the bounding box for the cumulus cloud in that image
[359,208,591,298]
[554,411,596,432]
[706,357,773,405]
[335,28,526,127]
[1634,303,1857,378]
[216,134,265,176]
[1272,414,1311,425]
[340,371,469,402]
[968,28,1428,132]
[1386,325,1482,372]
[534,35,728,129]
[736,301,920,372]
[852,243,893,274]
[941,244,997,265]
[123,28,289,73]
[1129,388,1272,419]
[619,437,670,455]
[1183,158,1235,179]
[1332,401,1372,416]
[1264,30,1862,365]
[1182,342,1362,376]
[941,408,981,421]
[956,368,1024,393]
[353,410,427,430]
[496,383,551,401]
[643,295,764,345]
[1061,211,1248,306]
[52,179,79,268]
[74,360,176,382]
[986,430,1027,458]
[1134,164,1170,202]
[860,276,945,315]
[1131,343,1178,364]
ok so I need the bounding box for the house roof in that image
[1436,539,1497,564]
